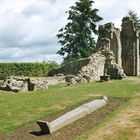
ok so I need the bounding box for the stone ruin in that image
[0,76,48,92]
[121,17,139,76]
[0,16,139,91]
[37,96,108,134]
[49,50,125,85]
[0,76,65,93]
[49,17,140,84]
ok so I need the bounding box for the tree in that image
[128,10,140,55]
[128,10,140,29]
[57,0,103,63]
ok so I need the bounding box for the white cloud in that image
[94,0,140,28]
[0,0,140,63]
[0,0,76,63]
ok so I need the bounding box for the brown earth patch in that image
[0,98,126,140]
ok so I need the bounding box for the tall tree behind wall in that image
[128,10,140,29]
[128,10,140,54]
[57,0,103,64]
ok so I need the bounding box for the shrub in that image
[0,62,59,80]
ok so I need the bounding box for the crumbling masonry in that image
[49,17,140,84]
[96,16,139,76]
[121,17,139,76]
[2,17,139,92]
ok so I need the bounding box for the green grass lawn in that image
[0,79,140,134]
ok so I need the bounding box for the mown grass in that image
[76,82,140,140]
[0,79,140,134]
[76,97,131,140]
[109,128,135,140]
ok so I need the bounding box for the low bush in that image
[0,62,59,79]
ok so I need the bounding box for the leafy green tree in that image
[57,0,103,63]
[128,10,140,29]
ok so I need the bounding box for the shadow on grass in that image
[30,131,48,136]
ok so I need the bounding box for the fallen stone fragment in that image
[37,96,108,134]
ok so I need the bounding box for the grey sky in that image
[0,0,140,63]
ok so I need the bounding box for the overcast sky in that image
[0,0,140,63]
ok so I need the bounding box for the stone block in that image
[37,97,108,134]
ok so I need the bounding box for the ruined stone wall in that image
[96,18,140,77]
[65,52,106,84]
[110,28,122,66]
[45,76,66,85]
[102,50,125,79]
[48,58,91,76]
[49,49,125,85]
[1,17,140,91]
[121,17,139,76]
[66,50,126,84]
[48,22,127,85]
[0,76,48,92]
[49,52,106,84]
[0,76,65,92]
[96,23,122,67]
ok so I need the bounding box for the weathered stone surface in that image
[28,77,48,91]
[0,76,48,92]
[37,96,108,134]
[96,22,122,67]
[121,17,139,76]
[102,50,126,79]
[48,58,91,76]
[50,49,125,85]
[0,77,28,92]
[65,51,106,84]
[1,16,139,89]
[51,50,125,85]
[0,80,4,87]
[48,21,127,85]
[46,76,66,85]
[0,76,66,93]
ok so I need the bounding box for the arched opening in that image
[110,31,122,66]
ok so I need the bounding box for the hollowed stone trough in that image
[37,96,108,134]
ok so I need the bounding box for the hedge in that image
[0,62,59,80]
